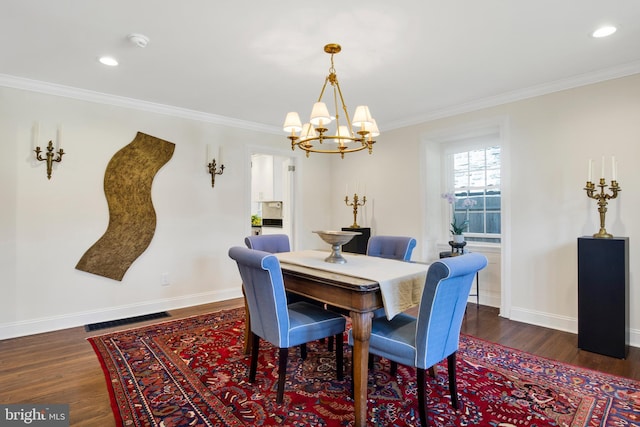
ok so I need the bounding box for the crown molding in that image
[385,60,640,130]
[3,61,639,134]
[0,73,281,134]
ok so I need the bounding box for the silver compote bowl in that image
[313,230,362,264]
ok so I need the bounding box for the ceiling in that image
[2,1,639,132]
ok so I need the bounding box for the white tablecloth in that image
[275,250,429,319]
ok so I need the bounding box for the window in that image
[447,145,501,243]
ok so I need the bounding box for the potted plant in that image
[450,216,468,243]
[442,192,476,243]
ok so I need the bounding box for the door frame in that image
[247,145,298,249]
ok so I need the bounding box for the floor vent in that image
[85,311,170,332]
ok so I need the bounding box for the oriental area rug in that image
[88,308,640,426]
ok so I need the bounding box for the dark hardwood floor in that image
[1,299,638,426]
[459,304,640,380]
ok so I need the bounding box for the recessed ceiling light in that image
[99,56,119,66]
[592,26,617,38]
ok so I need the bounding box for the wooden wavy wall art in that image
[76,132,175,281]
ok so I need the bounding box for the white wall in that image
[328,73,640,346]
[3,74,640,346]
[0,86,330,339]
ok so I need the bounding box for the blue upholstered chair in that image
[229,246,346,404]
[243,233,332,352]
[366,235,417,261]
[366,235,417,320]
[244,234,290,253]
[349,252,487,426]
[243,234,333,352]
[241,234,293,354]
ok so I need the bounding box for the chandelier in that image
[283,43,379,159]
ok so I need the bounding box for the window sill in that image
[436,240,501,254]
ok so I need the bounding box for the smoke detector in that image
[128,33,150,48]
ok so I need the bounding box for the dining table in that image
[269,249,430,427]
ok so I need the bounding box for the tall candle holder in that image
[584,178,620,238]
[34,140,65,180]
[345,193,366,228]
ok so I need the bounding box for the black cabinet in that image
[341,227,370,255]
[577,237,629,358]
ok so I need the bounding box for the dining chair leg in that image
[318,337,334,351]
[249,333,260,383]
[390,360,398,376]
[447,352,459,409]
[335,333,344,381]
[276,347,289,404]
[300,343,307,360]
[428,366,436,378]
[417,367,428,427]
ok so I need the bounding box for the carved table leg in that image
[350,310,373,427]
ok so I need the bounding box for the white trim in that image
[246,145,301,250]
[510,306,576,334]
[497,119,512,318]
[440,241,501,254]
[4,61,639,135]
[0,73,281,134]
[386,61,640,130]
[0,288,242,340]
[420,116,510,317]
[509,306,640,349]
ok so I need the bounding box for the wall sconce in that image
[206,145,224,188]
[33,123,65,180]
[208,159,224,187]
[34,140,65,180]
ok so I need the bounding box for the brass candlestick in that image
[345,193,366,228]
[208,158,225,188]
[584,178,620,238]
[34,140,65,180]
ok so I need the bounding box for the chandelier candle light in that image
[584,156,620,238]
[283,44,379,159]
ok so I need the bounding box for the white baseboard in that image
[0,288,244,340]
[509,306,640,350]
[509,306,576,333]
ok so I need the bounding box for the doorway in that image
[250,153,295,244]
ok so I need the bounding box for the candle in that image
[33,122,39,148]
[601,156,605,179]
[218,146,224,165]
[345,184,348,196]
[206,144,210,164]
[612,156,617,181]
[588,159,593,182]
[56,125,62,149]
